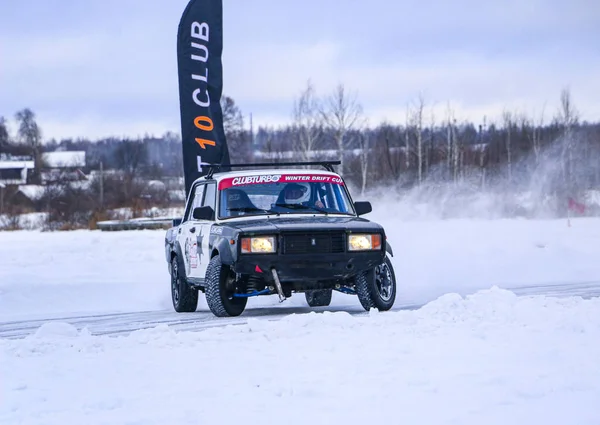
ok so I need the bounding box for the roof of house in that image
[0,160,34,170]
[17,184,46,201]
[42,151,86,168]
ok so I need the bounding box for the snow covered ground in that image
[1,211,600,321]
[2,206,600,424]
[2,289,600,424]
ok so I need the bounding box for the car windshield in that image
[217,173,356,219]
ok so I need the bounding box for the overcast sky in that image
[1,0,599,141]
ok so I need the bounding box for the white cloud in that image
[1,0,599,140]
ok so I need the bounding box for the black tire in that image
[355,255,396,311]
[305,289,333,307]
[205,254,247,317]
[171,256,198,313]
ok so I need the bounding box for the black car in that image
[164,161,396,317]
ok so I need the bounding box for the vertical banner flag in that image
[177,0,231,196]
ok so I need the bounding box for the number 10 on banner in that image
[194,116,216,149]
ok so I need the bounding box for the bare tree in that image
[444,102,455,180]
[15,108,43,184]
[221,95,250,162]
[292,80,322,163]
[502,110,513,184]
[357,131,371,195]
[411,95,425,185]
[479,117,488,189]
[377,123,402,181]
[221,95,244,135]
[112,138,149,203]
[319,83,364,176]
[259,129,287,163]
[114,139,148,178]
[451,119,459,183]
[425,108,435,178]
[0,116,9,148]
[529,104,546,166]
[557,88,579,190]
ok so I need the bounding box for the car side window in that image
[202,183,216,212]
[185,184,206,222]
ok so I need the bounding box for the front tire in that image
[205,254,247,317]
[355,255,396,311]
[171,256,198,313]
[305,289,332,307]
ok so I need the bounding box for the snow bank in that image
[2,287,599,425]
[0,211,47,230]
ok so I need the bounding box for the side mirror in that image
[172,217,182,227]
[354,201,372,216]
[193,206,215,221]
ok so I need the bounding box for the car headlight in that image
[241,236,277,254]
[348,234,382,251]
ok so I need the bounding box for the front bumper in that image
[232,250,385,282]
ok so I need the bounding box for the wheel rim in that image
[172,261,180,306]
[375,262,393,301]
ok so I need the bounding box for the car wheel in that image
[305,289,333,307]
[355,255,396,311]
[205,254,247,317]
[171,256,198,313]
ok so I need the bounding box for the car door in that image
[192,181,217,280]
[177,183,206,277]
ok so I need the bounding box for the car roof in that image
[193,168,342,185]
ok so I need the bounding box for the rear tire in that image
[205,254,247,317]
[171,256,198,313]
[305,289,332,307]
[355,255,396,311]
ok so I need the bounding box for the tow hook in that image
[270,268,286,302]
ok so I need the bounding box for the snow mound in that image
[32,322,81,339]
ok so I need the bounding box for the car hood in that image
[222,215,384,234]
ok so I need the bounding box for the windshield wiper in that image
[275,203,329,214]
[228,207,279,215]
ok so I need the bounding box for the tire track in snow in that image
[1,281,599,339]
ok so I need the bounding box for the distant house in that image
[41,151,87,183]
[0,156,35,186]
[0,151,88,186]
[10,184,46,212]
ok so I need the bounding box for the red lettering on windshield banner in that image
[218,174,345,190]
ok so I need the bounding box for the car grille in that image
[282,232,345,254]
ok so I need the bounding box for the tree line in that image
[1,85,599,229]
[257,82,600,202]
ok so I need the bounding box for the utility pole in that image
[250,112,254,146]
[249,112,255,161]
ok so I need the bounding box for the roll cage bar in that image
[204,161,341,179]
